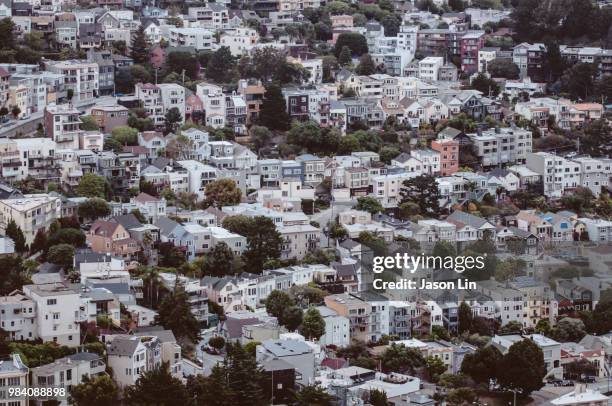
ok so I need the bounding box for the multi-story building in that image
[196,82,226,128]
[158,83,186,126]
[277,224,320,260]
[431,136,459,176]
[168,28,214,51]
[45,60,99,102]
[410,149,440,175]
[32,352,105,394]
[526,152,581,198]
[135,83,164,127]
[90,104,129,134]
[324,294,371,343]
[106,335,162,386]
[513,43,546,81]
[14,138,60,185]
[187,4,229,30]
[22,283,82,346]
[0,354,28,406]
[460,31,485,74]
[468,127,532,167]
[316,306,350,347]
[237,79,265,124]
[44,103,81,150]
[0,193,61,245]
[572,156,611,197]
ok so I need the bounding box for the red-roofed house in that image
[87,220,139,259]
[131,192,166,223]
[560,344,606,378]
[320,357,348,370]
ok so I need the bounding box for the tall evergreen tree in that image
[400,175,442,216]
[259,84,290,131]
[187,365,234,406]
[155,284,200,342]
[124,363,189,406]
[130,25,149,65]
[226,342,265,405]
[5,219,26,253]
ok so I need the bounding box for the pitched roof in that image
[107,336,141,356]
[134,192,158,204]
[90,220,121,237]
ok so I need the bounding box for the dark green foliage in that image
[155,285,201,342]
[400,175,442,216]
[333,33,368,57]
[259,84,290,131]
[124,363,190,406]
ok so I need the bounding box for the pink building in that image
[431,137,459,176]
[461,31,485,75]
[87,220,139,260]
[185,94,203,121]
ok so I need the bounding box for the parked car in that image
[581,376,596,383]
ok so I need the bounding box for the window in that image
[47,299,57,305]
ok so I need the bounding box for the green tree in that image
[356,53,376,75]
[294,385,334,406]
[186,365,234,406]
[281,306,303,331]
[400,175,441,216]
[368,388,388,406]
[155,285,201,342]
[48,228,86,248]
[164,107,182,135]
[457,302,473,335]
[381,344,425,374]
[47,244,75,269]
[79,115,100,131]
[77,173,107,199]
[446,387,478,405]
[300,307,326,340]
[130,24,149,64]
[432,241,457,259]
[223,215,282,272]
[124,363,189,406]
[204,179,242,208]
[30,229,47,254]
[226,342,265,405]
[460,345,502,384]
[5,219,26,253]
[208,336,225,351]
[201,242,235,277]
[334,33,368,57]
[565,358,598,380]
[561,62,598,100]
[426,355,447,382]
[487,59,520,79]
[69,375,120,406]
[579,119,612,158]
[338,46,352,66]
[111,125,139,145]
[265,290,294,320]
[471,73,500,96]
[77,198,111,221]
[259,84,290,131]
[354,196,384,215]
[379,146,400,164]
[497,339,546,395]
[552,317,586,342]
[207,46,235,83]
[250,125,272,150]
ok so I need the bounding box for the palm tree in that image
[142,231,154,265]
[137,266,163,308]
